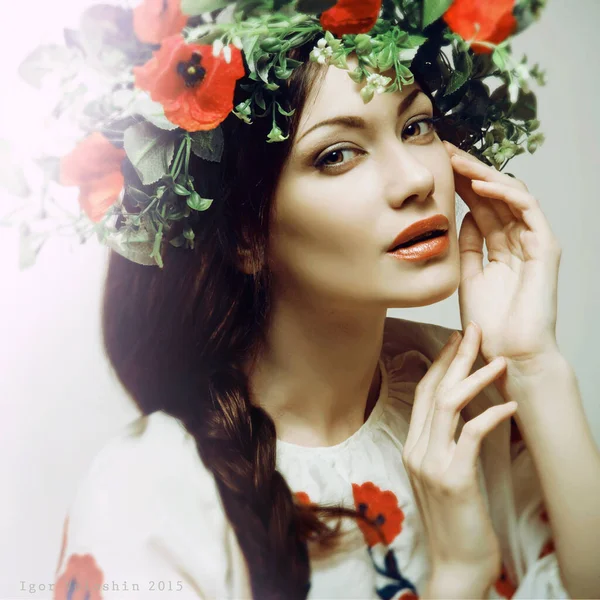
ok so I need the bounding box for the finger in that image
[417,324,482,451]
[443,140,522,221]
[470,180,558,247]
[427,357,508,458]
[450,401,518,478]
[404,331,462,454]
[455,173,509,240]
[458,212,484,281]
[446,143,527,193]
[438,321,481,390]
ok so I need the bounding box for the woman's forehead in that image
[296,62,427,141]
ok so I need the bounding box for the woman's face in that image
[268,56,461,310]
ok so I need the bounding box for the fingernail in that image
[449,331,461,344]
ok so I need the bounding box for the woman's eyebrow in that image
[297,89,426,144]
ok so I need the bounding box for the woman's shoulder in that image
[69,411,223,534]
[57,412,249,598]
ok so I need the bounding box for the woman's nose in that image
[382,144,435,208]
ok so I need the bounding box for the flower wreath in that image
[6,0,547,268]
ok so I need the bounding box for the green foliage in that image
[124,122,176,185]
[14,0,549,268]
[422,0,453,29]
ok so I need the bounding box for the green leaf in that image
[511,89,537,120]
[276,103,296,116]
[274,66,294,79]
[190,127,225,162]
[406,34,428,47]
[123,122,176,186]
[180,0,230,16]
[285,58,304,69]
[150,228,164,268]
[18,44,73,89]
[256,56,272,85]
[348,67,364,83]
[445,50,472,95]
[187,192,214,211]
[422,0,453,29]
[355,34,373,55]
[173,183,191,196]
[377,46,394,71]
[492,48,507,71]
[254,91,266,110]
[360,85,374,104]
[127,186,152,207]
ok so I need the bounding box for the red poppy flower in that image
[352,482,405,547]
[494,563,517,599]
[133,35,245,132]
[320,0,382,36]
[294,491,312,505]
[53,553,104,600]
[55,516,70,576]
[133,0,188,45]
[443,0,517,55]
[59,132,126,223]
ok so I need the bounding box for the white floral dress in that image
[53,318,570,600]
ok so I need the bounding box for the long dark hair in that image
[101,40,392,600]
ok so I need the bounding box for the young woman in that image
[49,2,600,600]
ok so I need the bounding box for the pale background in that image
[1,1,599,598]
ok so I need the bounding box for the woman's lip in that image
[387,232,450,261]
[388,213,449,251]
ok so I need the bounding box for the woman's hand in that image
[444,141,562,376]
[402,321,516,584]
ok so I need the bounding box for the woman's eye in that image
[403,117,436,139]
[315,148,361,170]
[314,117,437,172]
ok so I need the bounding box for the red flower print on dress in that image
[494,563,516,599]
[55,516,70,576]
[538,538,555,560]
[319,0,382,36]
[133,35,245,132]
[133,0,188,45]
[352,482,405,547]
[442,0,517,55]
[59,132,126,223]
[53,553,104,600]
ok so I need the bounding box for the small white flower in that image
[310,39,334,65]
[223,45,232,64]
[515,63,530,81]
[212,38,224,57]
[508,80,520,104]
[232,36,243,50]
[366,73,391,93]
